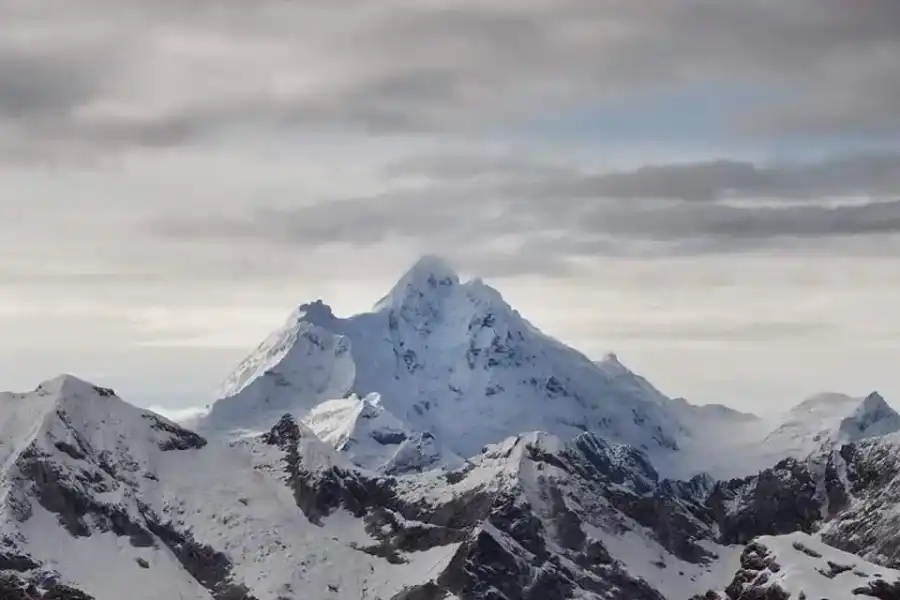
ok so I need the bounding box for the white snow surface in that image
[195,256,900,480]
[202,256,690,475]
[5,372,900,600]
[0,375,461,600]
[756,391,900,469]
[303,393,463,473]
[672,390,900,478]
[735,532,900,598]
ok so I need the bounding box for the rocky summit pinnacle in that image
[374,254,460,312]
[839,390,900,440]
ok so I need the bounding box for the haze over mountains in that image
[2,257,900,599]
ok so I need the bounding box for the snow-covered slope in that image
[202,256,688,473]
[759,391,900,466]
[0,375,215,600]
[670,390,900,479]
[302,393,463,474]
[698,532,900,600]
[0,376,465,600]
[0,374,743,600]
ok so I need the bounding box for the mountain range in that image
[3,256,900,599]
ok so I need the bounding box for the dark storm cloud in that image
[2,0,900,158]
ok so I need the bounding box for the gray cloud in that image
[394,152,900,202]
[0,48,102,119]
[1,0,899,159]
[147,150,900,274]
[543,156,900,202]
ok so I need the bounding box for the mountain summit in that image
[202,256,687,471]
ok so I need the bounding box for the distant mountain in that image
[202,256,688,473]
[670,398,759,425]
[758,390,900,466]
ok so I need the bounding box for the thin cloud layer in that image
[148,151,900,274]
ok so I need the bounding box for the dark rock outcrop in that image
[0,573,96,600]
[717,542,790,600]
[851,579,900,599]
[143,414,208,451]
[707,458,823,545]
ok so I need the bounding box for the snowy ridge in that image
[0,375,216,599]
[207,309,356,436]
[203,256,688,474]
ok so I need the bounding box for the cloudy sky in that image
[2,0,900,414]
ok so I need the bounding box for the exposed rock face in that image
[706,458,824,545]
[698,433,900,574]
[143,414,208,451]
[0,376,257,600]
[262,415,720,599]
[10,371,900,599]
[720,542,790,600]
[263,414,399,526]
[851,579,900,599]
[151,412,900,599]
[0,574,96,600]
[820,439,900,567]
[11,435,256,600]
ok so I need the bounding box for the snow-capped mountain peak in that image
[0,374,204,477]
[756,390,900,467]
[201,255,688,472]
[374,254,460,313]
[838,391,900,440]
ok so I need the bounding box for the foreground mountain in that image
[0,376,463,600]
[201,256,689,474]
[0,374,728,600]
[6,373,900,598]
[0,373,750,600]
